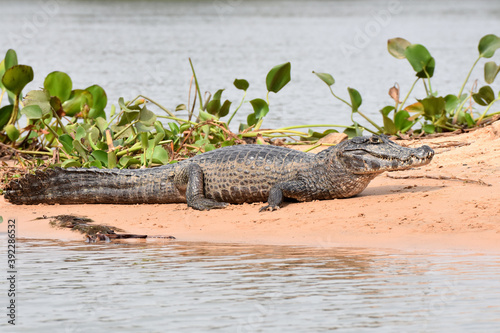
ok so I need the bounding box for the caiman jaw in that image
[338,145,434,174]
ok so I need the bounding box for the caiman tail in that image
[4,167,183,205]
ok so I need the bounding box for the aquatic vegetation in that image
[314,34,500,135]
[0,34,498,171]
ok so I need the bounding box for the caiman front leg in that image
[259,180,310,212]
[175,163,228,211]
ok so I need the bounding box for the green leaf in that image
[247,113,257,126]
[213,89,224,101]
[234,78,249,91]
[2,65,34,96]
[444,94,459,114]
[62,89,93,116]
[61,159,81,168]
[139,106,156,125]
[4,49,18,71]
[478,34,500,58]
[23,90,52,116]
[149,146,169,164]
[312,71,335,86]
[218,100,231,118]
[86,85,107,119]
[266,62,291,93]
[404,44,435,78]
[175,104,187,111]
[249,98,269,118]
[198,110,217,121]
[75,125,86,141]
[379,105,395,117]
[95,117,108,134]
[118,97,138,113]
[44,71,72,102]
[72,139,88,160]
[347,87,362,112]
[419,96,445,119]
[58,134,74,154]
[206,99,221,116]
[394,110,413,132]
[472,86,495,106]
[0,105,13,130]
[422,124,435,134]
[484,61,500,84]
[21,105,43,119]
[4,124,19,142]
[91,150,108,165]
[387,38,411,59]
[380,106,396,134]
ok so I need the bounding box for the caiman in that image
[4,135,434,211]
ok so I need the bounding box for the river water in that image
[0,0,499,130]
[1,237,500,332]
[1,1,500,331]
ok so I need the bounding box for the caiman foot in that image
[188,198,229,211]
[259,204,280,212]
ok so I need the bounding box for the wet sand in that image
[1,121,499,252]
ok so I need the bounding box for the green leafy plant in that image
[314,34,500,135]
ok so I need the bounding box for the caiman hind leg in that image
[175,163,228,211]
[259,180,310,212]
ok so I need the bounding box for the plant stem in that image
[157,115,198,126]
[277,124,355,130]
[7,95,19,125]
[329,87,351,108]
[357,111,383,132]
[128,95,176,117]
[227,91,246,126]
[113,120,138,139]
[51,108,70,136]
[458,56,481,98]
[477,96,500,123]
[189,58,204,110]
[399,78,419,111]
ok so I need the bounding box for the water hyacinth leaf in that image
[419,96,445,118]
[5,124,19,142]
[44,71,72,102]
[86,85,107,119]
[472,86,495,106]
[387,38,411,59]
[73,139,89,160]
[95,117,108,134]
[21,104,43,119]
[175,104,187,111]
[444,94,459,113]
[404,101,424,114]
[234,78,249,91]
[247,113,257,126]
[61,159,81,168]
[422,124,435,134]
[149,146,169,164]
[213,89,224,101]
[179,122,191,133]
[379,105,395,117]
[382,116,396,135]
[312,71,335,86]
[23,90,52,116]
[206,99,221,116]
[139,106,156,125]
[75,125,86,141]
[62,89,93,116]
[218,100,231,118]
[478,34,500,58]
[118,97,136,113]
[250,98,269,118]
[198,110,217,121]
[2,65,34,96]
[135,122,154,133]
[4,49,18,70]
[404,44,435,78]
[0,105,13,129]
[266,62,291,93]
[484,61,500,84]
[347,87,362,112]
[118,156,140,168]
[58,134,74,154]
[168,122,179,135]
[394,110,412,132]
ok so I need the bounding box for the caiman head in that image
[335,135,434,174]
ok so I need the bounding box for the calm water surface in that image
[0,0,499,130]
[1,237,500,332]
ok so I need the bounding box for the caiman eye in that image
[370,136,381,143]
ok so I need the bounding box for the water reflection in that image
[1,238,499,332]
